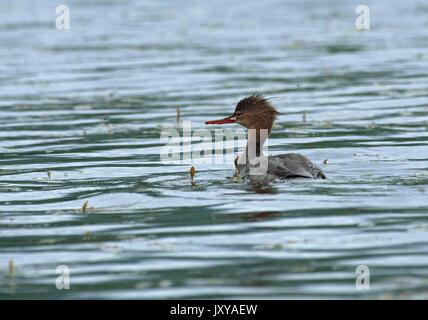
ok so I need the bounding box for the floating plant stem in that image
[9,260,14,278]
[82,200,89,214]
[190,166,195,188]
[230,156,243,182]
[234,156,240,176]
[176,108,181,128]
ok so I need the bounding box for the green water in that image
[1,0,428,299]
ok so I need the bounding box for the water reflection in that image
[248,183,278,194]
[248,211,280,219]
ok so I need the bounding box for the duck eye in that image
[235,112,241,116]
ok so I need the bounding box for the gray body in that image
[238,153,326,183]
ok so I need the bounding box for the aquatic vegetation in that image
[82,200,89,214]
[190,166,195,188]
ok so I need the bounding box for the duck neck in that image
[243,128,270,163]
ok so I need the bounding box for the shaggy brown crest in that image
[232,95,280,133]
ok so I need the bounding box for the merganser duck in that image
[205,95,326,182]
